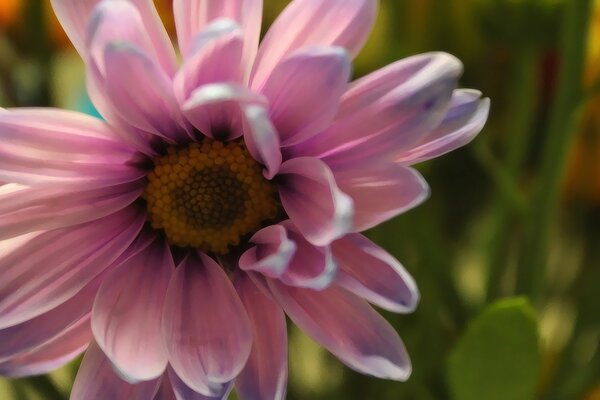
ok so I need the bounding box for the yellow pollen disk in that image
[144,140,280,254]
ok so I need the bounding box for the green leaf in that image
[448,297,541,400]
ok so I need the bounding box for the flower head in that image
[0,0,489,398]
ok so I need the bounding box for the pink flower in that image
[0,0,489,399]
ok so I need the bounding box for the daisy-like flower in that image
[0,0,489,399]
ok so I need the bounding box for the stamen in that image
[144,139,280,254]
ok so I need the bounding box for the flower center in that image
[144,139,280,254]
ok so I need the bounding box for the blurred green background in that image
[1,0,600,399]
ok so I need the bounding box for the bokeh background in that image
[1,0,599,399]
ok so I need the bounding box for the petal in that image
[71,340,161,400]
[291,53,462,168]
[0,108,133,151]
[173,0,263,73]
[162,254,252,396]
[235,273,288,400]
[397,91,490,164]
[270,281,412,381]
[277,157,353,246]
[251,0,377,89]
[278,222,338,290]
[174,20,245,104]
[0,316,92,378]
[167,368,233,400]
[0,276,98,360]
[0,182,142,240]
[258,46,351,146]
[239,225,296,279]
[333,163,429,231]
[84,1,179,148]
[0,109,143,187]
[332,234,419,313]
[92,239,173,382]
[51,0,177,74]
[183,84,267,141]
[0,207,145,329]
[242,105,282,179]
[103,42,190,142]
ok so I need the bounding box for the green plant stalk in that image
[21,376,66,400]
[516,0,592,303]
[485,47,538,301]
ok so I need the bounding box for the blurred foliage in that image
[1,0,600,399]
[448,298,541,400]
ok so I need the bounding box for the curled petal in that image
[162,254,252,396]
[92,239,173,382]
[174,19,245,104]
[333,163,429,231]
[258,46,351,146]
[239,225,296,279]
[278,222,338,290]
[173,0,263,74]
[251,0,377,89]
[270,281,412,381]
[277,157,353,246]
[397,90,490,164]
[0,316,92,378]
[242,105,282,179]
[167,367,233,400]
[183,83,267,141]
[332,234,419,313]
[235,273,288,400]
[71,340,161,400]
[51,0,176,74]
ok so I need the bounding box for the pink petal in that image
[83,1,179,148]
[0,316,92,378]
[257,46,351,146]
[269,281,412,381]
[92,239,173,382]
[71,340,161,400]
[0,275,98,360]
[0,109,144,187]
[183,84,267,141]
[242,105,282,179]
[173,0,263,74]
[167,367,233,400]
[397,90,490,164]
[332,234,419,313]
[103,42,190,142]
[251,0,377,89]
[0,207,145,329]
[174,20,245,104]
[0,182,142,240]
[239,224,296,279]
[0,108,133,151]
[162,254,252,396]
[278,221,337,290]
[51,0,177,75]
[235,273,288,400]
[333,163,429,232]
[277,157,353,246]
[291,53,462,168]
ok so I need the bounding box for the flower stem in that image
[516,0,592,303]
[485,47,538,301]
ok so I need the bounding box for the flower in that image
[0,0,489,399]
